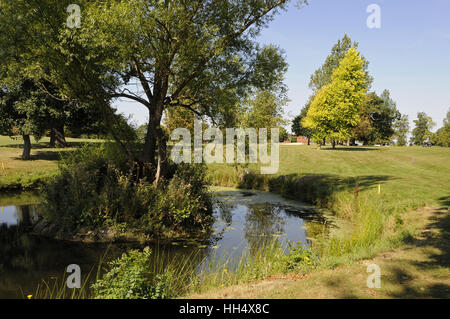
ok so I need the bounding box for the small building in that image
[296,136,309,144]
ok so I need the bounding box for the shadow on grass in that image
[238,172,395,207]
[438,196,450,207]
[0,140,103,150]
[323,277,359,299]
[12,151,62,161]
[387,266,450,298]
[318,207,449,299]
[320,147,381,152]
[0,143,50,149]
[388,207,450,298]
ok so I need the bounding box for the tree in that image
[302,47,369,148]
[242,90,287,130]
[377,89,400,142]
[297,34,371,147]
[163,105,198,136]
[291,98,313,145]
[352,90,400,145]
[434,108,450,147]
[0,0,305,184]
[392,114,410,146]
[0,79,57,159]
[411,112,435,145]
[309,34,372,92]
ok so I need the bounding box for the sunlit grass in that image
[0,135,103,191]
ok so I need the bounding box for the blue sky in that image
[116,0,450,131]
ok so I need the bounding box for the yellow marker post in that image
[378,184,381,195]
[1,161,4,171]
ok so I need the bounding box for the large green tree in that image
[293,34,371,146]
[0,79,67,159]
[0,0,305,183]
[309,34,372,92]
[410,112,435,145]
[352,90,400,145]
[241,90,288,134]
[302,47,369,148]
[392,114,410,146]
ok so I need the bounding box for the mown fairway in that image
[210,144,450,211]
[279,144,449,207]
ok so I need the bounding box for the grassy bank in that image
[191,145,449,297]
[209,145,449,211]
[0,136,103,191]
[190,206,449,298]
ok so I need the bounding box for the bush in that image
[92,247,173,299]
[41,144,213,239]
[282,242,318,272]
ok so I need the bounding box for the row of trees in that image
[0,78,108,159]
[291,35,449,148]
[410,110,450,147]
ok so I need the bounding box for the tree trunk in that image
[144,70,169,185]
[142,119,157,167]
[22,135,31,160]
[307,138,310,146]
[332,140,336,149]
[49,129,56,147]
[55,125,67,147]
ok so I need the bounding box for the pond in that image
[0,187,335,298]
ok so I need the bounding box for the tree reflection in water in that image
[244,203,285,250]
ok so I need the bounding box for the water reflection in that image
[0,189,332,298]
[0,205,39,228]
[210,189,331,258]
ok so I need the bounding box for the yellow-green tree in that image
[302,47,369,148]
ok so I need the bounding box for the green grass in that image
[209,144,450,211]
[0,135,103,191]
[199,144,450,297]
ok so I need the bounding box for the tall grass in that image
[207,163,423,272]
[25,245,112,299]
[190,240,287,294]
[29,238,314,299]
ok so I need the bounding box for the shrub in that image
[144,164,214,237]
[282,242,318,272]
[92,247,173,299]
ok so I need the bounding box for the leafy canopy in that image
[302,47,369,143]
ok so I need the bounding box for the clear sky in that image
[116,0,450,131]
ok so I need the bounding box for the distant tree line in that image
[291,35,449,148]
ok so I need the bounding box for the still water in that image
[0,188,332,298]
